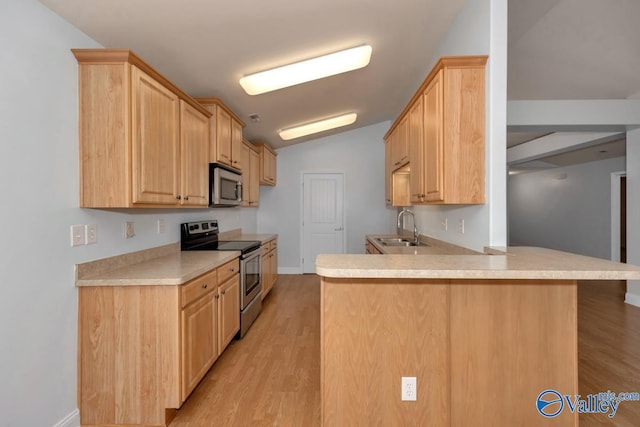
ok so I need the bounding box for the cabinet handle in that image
[215,294,220,299]
[221,290,226,295]
[230,268,235,272]
[184,196,189,201]
[176,195,182,200]
[202,284,208,289]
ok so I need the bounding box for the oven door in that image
[240,247,262,309]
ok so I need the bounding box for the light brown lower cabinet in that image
[78,258,240,427]
[218,274,240,353]
[261,238,278,299]
[365,239,382,254]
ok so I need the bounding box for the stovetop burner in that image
[180,220,260,255]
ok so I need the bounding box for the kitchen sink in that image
[375,237,429,247]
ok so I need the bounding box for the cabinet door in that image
[218,275,240,353]
[215,107,232,166]
[265,150,276,185]
[424,69,444,202]
[384,139,392,205]
[249,149,260,205]
[180,101,210,206]
[261,244,272,300]
[396,115,409,167]
[270,246,278,289]
[181,291,217,400]
[409,96,425,204]
[262,241,277,298]
[240,143,251,207]
[231,119,243,170]
[131,66,180,205]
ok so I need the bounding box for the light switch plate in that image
[71,224,85,247]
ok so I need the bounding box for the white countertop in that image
[316,246,640,280]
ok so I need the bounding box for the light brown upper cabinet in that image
[408,93,424,204]
[180,101,211,206]
[195,98,246,171]
[390,115,409,170]
[252,142,277,186]
[73,49,212,208]
[386,56,487,205]
[384,127,410,207]
[385,139,392,205]
[240,140,260,207]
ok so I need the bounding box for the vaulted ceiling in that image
[39,0,640,164]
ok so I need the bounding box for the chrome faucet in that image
[397,208,418,244]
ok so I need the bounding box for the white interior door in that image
[302,172,345,273]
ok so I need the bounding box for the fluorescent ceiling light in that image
[239,45,372,95]
[279,113,357,140]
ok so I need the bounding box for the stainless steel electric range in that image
[180,220,262,338]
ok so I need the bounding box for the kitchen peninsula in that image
[316,247,640,427]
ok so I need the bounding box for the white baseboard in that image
[625,292,640,308]
[277,267,303,275]
[53,409,79,427]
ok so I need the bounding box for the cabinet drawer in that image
[182,269,217,308]
[269,239,277,252]
[217,258,239,284]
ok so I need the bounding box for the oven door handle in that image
[241,247,262,261]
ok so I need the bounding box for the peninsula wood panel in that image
[449,279,578,427]
[78,285,180,426]
[321,278,449,426]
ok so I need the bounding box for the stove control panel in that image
[183,220,219,235]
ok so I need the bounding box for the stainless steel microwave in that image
[209,163,242,206]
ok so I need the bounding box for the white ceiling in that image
[38,0,464,148]
[39,0,640,162]
[508,0,640,100]
[507,0,640,168]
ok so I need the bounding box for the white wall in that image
[508,157,626,259]
[0,2,256,425]
[257,122,396,273]
[626,129,640,306]
[409,0,508,252]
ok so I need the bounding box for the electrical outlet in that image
[441,217,448,231]
[458,219,465,234]
[401,376,417,401]
[71,224,85,247]
[86,224,97,244]
[157,219,166,234]
[125,221,135,239]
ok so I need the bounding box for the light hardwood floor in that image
[578,281,640,426]
[170,276,640,426]
[170,274,321,427]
